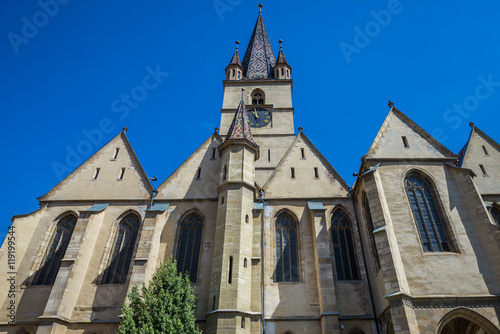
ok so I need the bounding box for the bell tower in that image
[220,4,296,185]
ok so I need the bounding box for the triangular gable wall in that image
[156,133,223,200]
[39,131,153,201]
[263,132,349,198]
[460,126,500,195]
[365,107,457,161]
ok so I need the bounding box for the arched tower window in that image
[362,192,381,272]
[405,172,454,252]
[102,213,140,284]
[251,90,265,105]
[490,207,500,226]
[34,215,77,285]
[176,213,203,283]
[275,212,299,282]
[331,209,360,280]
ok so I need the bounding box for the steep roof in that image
[363,104,457,161]
[225,99,258,147]
[38,130,154,202]
[263,131,350,198]
[241,10,276,79]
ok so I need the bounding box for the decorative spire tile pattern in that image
[225,100,258,147]
[242,12,276,79]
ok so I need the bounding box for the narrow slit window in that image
[244,258,247,268]
[241,317,245,329]
[228,256,233,284]
[221,197,225,205]
[301,148,305,159]
[480,164,488,176]
[113,148,120,159]
[245,214,249,223]
[212,296,216,311]
[268,149,271,162]
[223,165,227,180]
[119,168,125,180]
[212,147,216,159]
[402,136,409,148]
[291,167,295,179]
[196,167,202,179]
[94,168,100,179]
[482,145,489,155]
[314,167,319,179]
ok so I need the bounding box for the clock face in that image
[247,108,271,128]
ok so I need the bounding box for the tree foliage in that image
[118,259,201,334]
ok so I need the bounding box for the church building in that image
[1,5,500,334]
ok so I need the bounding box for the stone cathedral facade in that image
[1,7,500,334]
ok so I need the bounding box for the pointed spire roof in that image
[228,41,242,66]
[276,39,288,64]
[225,98,258,147]
[242,5,276,79]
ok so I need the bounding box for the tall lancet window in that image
[102,214,140,284]
[405,172,454,252]
[176,213,203,283]
[331,209,360,280]
[34,215,77,285]
[275,212,299,282]
[251,90,264,105]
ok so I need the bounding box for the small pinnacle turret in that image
[274,39,291,79]
[225,41,244,80]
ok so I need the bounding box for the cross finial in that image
[122,127,128,133]
[279,39,283,49]
[298,126,303,132]
[214,127,219,133]
[469,122,475,128]
[388,100,394,108]
[241,88,245,101]
[235,40,239,50]
[258,3,263,12]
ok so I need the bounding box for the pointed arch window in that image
[362,192,381,272]
[251,90,265,105]
[275,212,299,282]
[176,213,203,283]
[405,172,454,252]
[34,215,77,285]
[102,214,140,284]
[490,207,500,227]
[331,209,360,280]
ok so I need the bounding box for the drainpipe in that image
[259,189,266,334]
[352,190,381,334]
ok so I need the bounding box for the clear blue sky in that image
[2,1,500,241]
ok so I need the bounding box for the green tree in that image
[118,259,201,334]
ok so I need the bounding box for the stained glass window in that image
[405,173,453,252]
[275,213,299,282]
[331,209,360,280]
[102,214,140,284]
[363,193,381,272]
[34,215,77,285]
[176,213,203,283]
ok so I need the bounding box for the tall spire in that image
[225,90,258,147]
[241,4,276,79]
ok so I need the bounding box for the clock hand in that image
[252,108,259,119]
